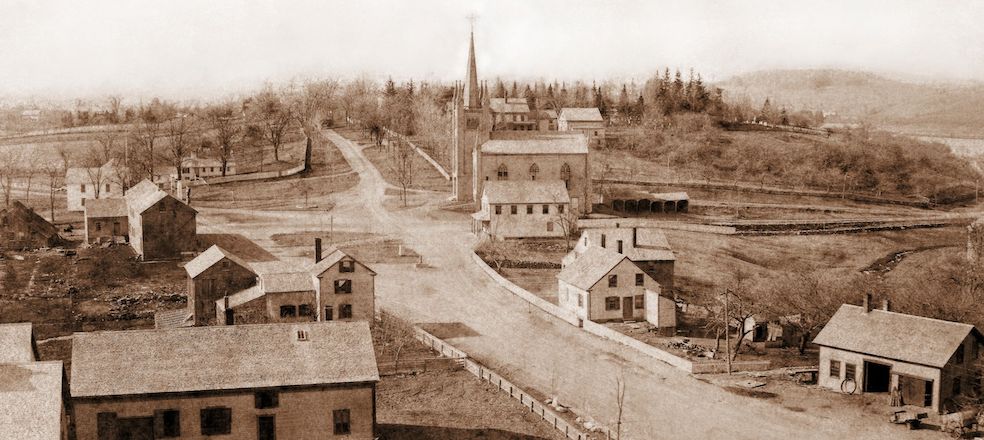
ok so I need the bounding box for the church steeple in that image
[463,30,481,109]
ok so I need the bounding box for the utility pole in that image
[724,290,732,375]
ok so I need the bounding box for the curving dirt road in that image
[198,129,940,440]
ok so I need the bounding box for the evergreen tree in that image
[494,78,507,98]
[384,77,398,97]
[406,79,415,97]
[511,81,518,98]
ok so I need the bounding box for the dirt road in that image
[197,129,938,440]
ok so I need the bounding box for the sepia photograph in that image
[2,1,984,439]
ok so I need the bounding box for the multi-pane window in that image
[340,304,353,319]
[280,305,297,318]
[526,205,533,214]
[547,222,554,232]
[617,240,623,253]
[845,363,856,381]
[495,205,502,215]
[529,163,539,180]
[510,205,517,215]
[829,360,841,378]
[339,260,355,273]
[497,164,509,180]
[298,304,313,317]
[154,409,180,438]
[324,306,334,321]
[81,184,86,192]
[334,279,352,294]
[333,409,351,435]
[605,296,620,310]
[542,205,549,214]
[255,390,279,409]
[635,273,644,286]
[200,407,232,435]
[634,295,644,309]
[608,275,618,288]
[105,183,110,193]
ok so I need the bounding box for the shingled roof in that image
[70,321,379,398]
[813,304,981,368]
[183,245,256,279]
[481,134,588,155]
[308,247,376,277]
[83,198,128,218]
[0,322,35,363]
[560,107,603,122]
[570,228,675,263]
[0,361,65,440]
[483,180,570,204]
[557,246,630,291]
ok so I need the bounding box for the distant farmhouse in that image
[558,107,606,148]
[472,180,570,239]
[153,152,238,183]
[451,32,594,218]
[70,322,379,440]
[0,200,61,250]
[557,246,676,330]
[65,160,124,212]
[813,297,984,413]
[0,323,69,440]
[82,198,128,244]
[160,240,377,327]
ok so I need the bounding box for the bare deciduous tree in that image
[550,200,580,251]
[286,78,339,173]
[387,138,414,206]
[163,115,198,180]
[0,149,22,207]
[206,102,241,177]
[613,369,627,440]
[252,85,293,163]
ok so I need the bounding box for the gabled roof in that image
[224,285,265,309]
[308,247,376,277]
[560,107,603,122]
[124,180,160,201]
[70,321,379,398]
[66,160,119,184]
[83,198,128,218]
[124,179,195,215]
[1,201,58,240]
[260,272,315,293]
[0,322,35,363]
[813,304,980,368]
[0,361,65,440]
[489,98,530,114]
[573,228,675,262]
[481,134,588,155]
[557,246,630,290]
[183,245,256,279]
[483,180,570,204]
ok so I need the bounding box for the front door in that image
[258,415,276,440]
[863,361,891,393]
[622,297,633,320]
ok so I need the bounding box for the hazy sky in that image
[2,0,983,101]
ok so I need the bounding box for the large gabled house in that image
[813,298,984,413]
[0,200,61,250]
[157,244,260,327]
[65,160,124,212]
[70,322,380,440]
[211,242,377,326]
[472,180,571,240]
[557,246,676,330]
[558,107,605,148]
[124,179,197,260]
[563,227,675,290]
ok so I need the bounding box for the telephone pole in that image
[724,290,732,375]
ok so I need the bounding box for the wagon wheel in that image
[840,378,858,394]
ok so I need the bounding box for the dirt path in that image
[196,129,941,440]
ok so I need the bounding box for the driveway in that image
[197,129,939,440]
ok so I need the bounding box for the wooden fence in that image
[191,162,306,186]
[411,326,599,440]
[381,127,451,180]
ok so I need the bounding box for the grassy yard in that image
[336,127,450,192]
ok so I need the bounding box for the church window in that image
[497,164,509,180]
[529,163,539,180]
[560,163,572,189]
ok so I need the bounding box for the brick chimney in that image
[863,293,873,313]
[882,299,890,312]
[315,238,322,263]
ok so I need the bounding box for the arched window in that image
[560,163,572,188]
[497,164,509,180]
[529,163,539,180]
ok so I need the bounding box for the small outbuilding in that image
[83,198,128,245]
[813,297,984,413]
[0,201,61,250]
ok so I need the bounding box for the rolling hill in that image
[717,69,984,137]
